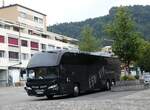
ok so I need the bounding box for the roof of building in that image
[0,4,46,16]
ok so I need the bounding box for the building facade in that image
[0,4,78,86]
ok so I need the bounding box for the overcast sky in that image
[1,0,150,25]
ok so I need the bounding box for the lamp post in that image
[18,22,22,64]
[18,22,22,83]
[6,22,22,86]
[2,0,5,7]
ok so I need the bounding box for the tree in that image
[106,7,141,74]
[79,26,101,52]
[136,40,150,72]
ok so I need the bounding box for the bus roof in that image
[27,50,116,69]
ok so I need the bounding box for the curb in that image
[111,84,146,92]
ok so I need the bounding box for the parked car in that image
[143,74,150,84]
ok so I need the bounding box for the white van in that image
[143,73,150,84]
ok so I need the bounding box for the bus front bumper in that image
[24,85,63,97]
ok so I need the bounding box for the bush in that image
[120,75,136,80]
[134,75,139,79]
[127,75,136,80]
[120,75,128,80]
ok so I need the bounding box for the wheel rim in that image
[106,81,110,90]
[74,86,79,96]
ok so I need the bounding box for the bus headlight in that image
[25,86,32,90]
[48,84,58,90]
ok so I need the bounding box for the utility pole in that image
[7,22,22,86]
[18,22,22,84]
[2,0,5,7]
[18,22,22,64]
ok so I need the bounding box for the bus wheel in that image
[73,84,80,97]
[46,95,53,99]
[106,81,111,90]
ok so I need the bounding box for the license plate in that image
[35,90,44,94]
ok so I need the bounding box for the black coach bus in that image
[24,51,121,98]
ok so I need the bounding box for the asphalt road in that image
[0,87,138,107]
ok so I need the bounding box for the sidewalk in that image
[0,86,24,95]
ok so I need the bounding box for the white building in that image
[0,4,78,86]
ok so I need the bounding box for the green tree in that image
[79,26,101,52]
[106,7,141,74]
[137,40,150,72]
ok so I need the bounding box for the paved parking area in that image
[0,87,149,110]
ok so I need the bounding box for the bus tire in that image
[73,84,80,97]
[106,81,111,90]
[46,95,53,99]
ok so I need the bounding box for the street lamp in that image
[2,0,5,7]
[18,22,22,64]
[7,22,22,86]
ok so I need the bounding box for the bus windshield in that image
[27,67,59,79]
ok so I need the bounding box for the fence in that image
[111,80,149,91]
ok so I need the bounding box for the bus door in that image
[60,65,73,93]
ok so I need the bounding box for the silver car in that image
[144,74,150,84]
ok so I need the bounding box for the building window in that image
[0,35,4,43]
[21,40,28,47]
[39,18,43,24]
[34,16,43,24]
[20,23,27,27]
[48,45,55,50]
[34,16,38,23]
[4,25,10,30]
[35,27,43,32]
[28,30,33,35]
[20,12,27,18]
[56,47,61,50]
[0,24,3,28]
[0,50,5,58]
[21,53,28,60]
[63,47,68,50]
[31,41,39,50]
[13,26,20,32]
[8,37,18,46]
[9,51,19,60]
[41,44,46,50]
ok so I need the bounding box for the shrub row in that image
[120,75,139,80]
